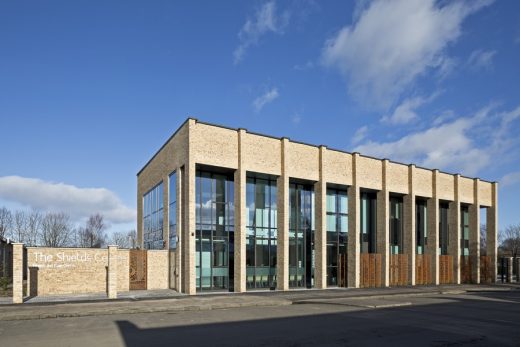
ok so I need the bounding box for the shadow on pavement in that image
[115,291,520,347]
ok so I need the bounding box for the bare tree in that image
[12,210,27,243]
[480,224,487,256]
[501,224,520,258]
[109,231,130,248]
[77,214,107,248]
[40,212,73,247]
[0,207,12,239]
[25,211,43,246]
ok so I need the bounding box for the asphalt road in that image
[0,291,518,347]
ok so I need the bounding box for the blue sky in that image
[1,0,519,234]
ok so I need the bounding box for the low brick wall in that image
[146,250,169,290]
[117,249,130,292]
[11,246,172,301]
[26,247,131,296]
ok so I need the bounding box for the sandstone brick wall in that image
[146,250,169,290]
[386,161,409,194]
[287,142,319,181]
[437,172,455,201]
[243,132,281,175]
[27,247,110,296]
[414,167,433,197]
[116,249,130,292]
[479,182,492,207]
[356,155,382,190]
[324,149,352,186]
[26,247,131,296]
[459,176,475,204]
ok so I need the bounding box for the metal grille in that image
[360,253,382,288]
[389,254,408,286]
[415,254,432,285]
[439,255,454,284]
[129,249,147,290]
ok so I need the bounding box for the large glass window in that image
[416,199,427,254]
[326,188,348,286]
[460,206,469,256]
[439,202,449,255]
[246,176,277,289]
[289,183,315,288]
[169,172,177,250]
[360,192,377,253]
[143,183,164,250]
[195,170,234,292]
[389,196,403,254]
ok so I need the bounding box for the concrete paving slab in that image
[0,283,516,322]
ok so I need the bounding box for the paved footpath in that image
[1,289,519,347]
[0,284,516,321]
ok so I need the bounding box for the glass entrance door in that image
[289,183,315,288]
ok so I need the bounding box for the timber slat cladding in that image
[389,254,408,286]
[129,249,147,290]
[439,255,454,284]
[415,254,432,285]
[360,253,382,288]
[338,254,348,287]
[480,256,493,284]
[460,256,472,284]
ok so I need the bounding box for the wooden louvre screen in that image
[460,256,472,284]
[389,254,408,286]
[338,254,348,287]
[415,254,432,285]
[360,253,382,288]
[480,256,493,284]
[439,255,454,284]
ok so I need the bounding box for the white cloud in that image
[467,49,497,70]
[352,126,368,144]
[0,176,135,224]
[381,97,422,124]
[292,113,302,124]
[321,0,493,109]
[354,105,520,176]
[234,1,290,64]
[253,87,279,112]
[501,172,520,187]
[382,92,439,124]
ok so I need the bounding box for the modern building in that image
[137,118,498,295]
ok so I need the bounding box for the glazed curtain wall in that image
[289,183,315,288]
[326,188,348,286]
[169,171,177,250]
[195,171,235,292]
[143,183,164,250]
[416,200,428,254]
[360,192,377,254]
[246,176,277,289]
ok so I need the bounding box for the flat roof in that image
[137,117,496,184]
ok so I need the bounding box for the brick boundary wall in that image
[11,245,170,303]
